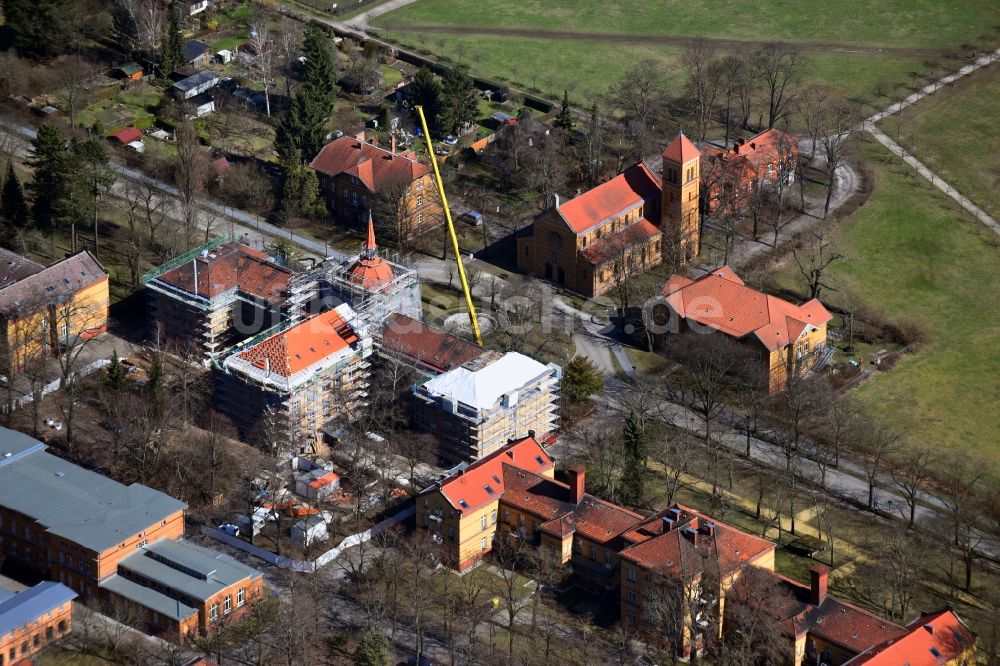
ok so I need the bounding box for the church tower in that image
[661,133,701,262]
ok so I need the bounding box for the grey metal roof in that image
[0,427,187,553]
[171,70,218,93]
[0,582,77,636]
[100,575,196,622]
[117,539,262,603]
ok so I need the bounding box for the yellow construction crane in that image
[414,105,483,347]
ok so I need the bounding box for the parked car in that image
[219,523,239,537]
[460,210,484,226]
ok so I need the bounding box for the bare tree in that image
[796,84,831,160]
[173,119,209,249]
[682,41,720,143]
[854,417,899,511]
[371,175,416,252]
[818,99,858,217]
[245,21,274,117]
[794,231,844,300]
[758,44,804,128]
[608,60,668,163]
[938,453,984,593]
[734,49,760,130]
[890,444,937,527]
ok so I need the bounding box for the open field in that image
[883,62,1000,220]
[371,0,1000,103]
[776,139,1000,475]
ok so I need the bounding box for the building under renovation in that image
[213,303,372,449]
[413,351,561,462]
[143,239,303,357]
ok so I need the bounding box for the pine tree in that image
[105,350,127,392]
[301,26,338,113]
[1,163,30,230]
[440,65,478,135]
[555,90,574,130]
[562,355,604,403]
[147,351,165,396]
[5,0,70,59]
[277,27,338,163]
[412,67,443,135]
[353,629,391,666]
[26,124,70,232]
[159,4,185,77]
[620,410,646,506]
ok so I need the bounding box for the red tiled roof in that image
[768,573,906,655]
[579,218,661,266]
[663,133,700,164]
[426,436,553,514]
[568,494,644,543]
[620,504,774,579]
[380,313,485,373]
[109,127,142,144]
[0,250,107,319]
[845,609,975,665]
[556,164,661,234]
[156,242,294,303]
[237,308,358,377]
[664,266,831,352]
[347,215,395,290]
[0,247,44,287]
[310,137,430,192]
[701,128,798,187]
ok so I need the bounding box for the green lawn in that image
[884,63,1000,220]
[372,0,999,103]
[778,139,1000,475]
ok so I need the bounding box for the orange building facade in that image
[0,582,76,666]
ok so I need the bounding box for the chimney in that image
[390,133,397,154]
[568,465,585,504]
[551,193,560,209]
[528,429,535,440]
[809,564,829,605]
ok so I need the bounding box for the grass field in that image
[372,0,1000,103]
[776,139,1000,475]
[884,63,1000,220]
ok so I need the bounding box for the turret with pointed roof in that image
[661,131,701,262]
[346,213,395,291]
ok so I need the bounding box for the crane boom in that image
[414,105,483,347]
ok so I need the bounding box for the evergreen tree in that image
[555,90,574,130]
[440,65,478,135]
[26,124,70,232]
[1,163,30,230]
[301,26,338,113]
[105,350,127,392]
[620,410,646,506]
[277,27,338,163]
[159,4,185,77]
[353,629,391,666]
[412,67,443,135]
[562,355,604,403]
[147,351,165,396]
[5,0,71,59]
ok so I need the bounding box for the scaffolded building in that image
[212,303,372,449]
[143,238,306,357]
[413,352,561,463]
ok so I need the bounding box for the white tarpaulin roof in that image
[422,352,548,410]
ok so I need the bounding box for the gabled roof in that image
[0,582,77,637]
[555,163,661,234]
[845,609,975,665]
[109,127,143,144]
[768,573,906,655]
[171,70,218,93]
[579,218,661,266]
[424,435,553,514]
[380,313,485,373]
[620,504,775,579]
[185,40,210,62]
[310,137,430,191]
[154,242,294,303]
[420,352,552,410]
[0,250,107,319]
[0,247,44,286]
[663,132,700,164]
[664,266,831,351]
[235,305,359,378]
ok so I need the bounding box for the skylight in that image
[492,474,501,485]
[930,647,941,658]
[458,499,469,509]
[484,485,495,496]
[535,455,545,465]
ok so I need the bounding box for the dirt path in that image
[372,23,960,57]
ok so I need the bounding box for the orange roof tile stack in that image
[664,266,831,351]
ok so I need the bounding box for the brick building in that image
[515,134,701,297]
[412,352,560,462]
[310,137,441,238]
[0,427,262,644]
[0,582,76,665]
[0,249,108,374]
[213,303,372,446]
[845,608,976,665]
[144,239,299,358]
[662,266,832,392]
[701,128,798,214]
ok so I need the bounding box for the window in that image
[57,621,66,634]
[237,588,245,607]
[503,509,510,522]
[210,603,219,622]
[223,596,232,615]
[626,588,636,602]
[627,568,636,582]
[589,546,597,561]
[32,635,39,648]
[19,643,27,656]
[480,537,487,551]
[447,526,455,540]
[481,515,487,531]
[490,509,497,525]
[45,627,53,640]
